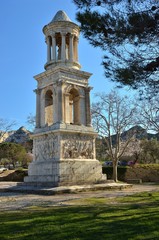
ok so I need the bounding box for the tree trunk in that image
[113,162,118,182]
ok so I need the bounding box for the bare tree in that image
[92,90,138,182]
[120,139,141,164]
[138,96,159,133]
[26,113,36,131]
[0,118,16,142]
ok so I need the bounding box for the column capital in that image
[74,35,79,41]
[61,32,67,36]
[56,79,66,86]
[65,92,71,96]
[85,86,93,92]
[45,36,48,43]
[34,88,41,94]
[70,33,74,38]
[51,32,56,37]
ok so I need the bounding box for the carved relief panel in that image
[33,133,58,161]
[61,134,95,159]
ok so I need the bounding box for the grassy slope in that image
[0,192,159,240]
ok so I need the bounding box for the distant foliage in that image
[140,139,159,164]
[0,142,30,168]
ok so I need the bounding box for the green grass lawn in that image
[0,192,159,240]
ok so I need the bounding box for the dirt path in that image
[0,183,159,211]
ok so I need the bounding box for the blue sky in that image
[0,0,129,130]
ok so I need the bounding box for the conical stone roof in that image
[51,10,71,22]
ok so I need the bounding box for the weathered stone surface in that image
[25,10,106,186]
[25,159,105,186]
[25,129,106,186]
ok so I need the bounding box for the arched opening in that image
[45,90,53,126]
[69,88,80,124]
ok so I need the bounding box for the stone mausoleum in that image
[24,10,106,186]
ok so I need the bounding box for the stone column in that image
[64,93,70,123]
[79,95,86,125]
[69,100,73,123]
[52,86,57,123]
[57,44,61,60]
[40,89,45,127]
[85,87,92,126]
[74,36,79,62]
[51,33,56,61]
[74,96,80,124]
[57,82,64,123]
[61,33,66,61]
[34,89,41,128]
[69,34,74,61]
[46,36,51,62]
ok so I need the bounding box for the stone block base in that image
[24,159,106,186]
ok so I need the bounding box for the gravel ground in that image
[0,183,159,211]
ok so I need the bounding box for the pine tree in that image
[73,0,159,98]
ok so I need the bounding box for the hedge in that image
[103,164,159,182]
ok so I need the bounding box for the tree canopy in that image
[0,142,28,168]
[73,0,159,98]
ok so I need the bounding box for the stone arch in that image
[45,89,53,126]
[64,85,81,124]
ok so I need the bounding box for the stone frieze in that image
[62,134,94,159]
[33,134,58,161]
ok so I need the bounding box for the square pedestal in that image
[24,126,106,186]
